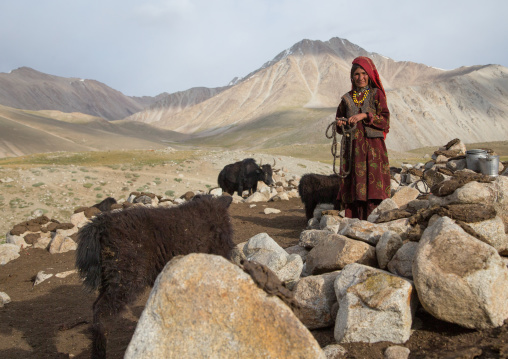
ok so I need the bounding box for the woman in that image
[335,56,391,220]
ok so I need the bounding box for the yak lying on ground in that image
[218,158,275,196]
[298,173,341,220]
[76,195,235,359]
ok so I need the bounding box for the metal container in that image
[466,149,487,172]
[479,155,500,177]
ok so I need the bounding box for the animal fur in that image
[91,197,117,212]
[298,173,341,220]
[218,158,274,196]
[76,195,235,359]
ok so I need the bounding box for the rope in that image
[326,119,356,178]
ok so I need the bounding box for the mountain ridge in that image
[0,37,507,156]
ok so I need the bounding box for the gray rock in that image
[0,292,11,307]
[391,187,420,209]
[339,220,387,245]
[48,234,77,254]
[299,229,332,249]
[0,243,21,265]
[323,344,347,359]
[376,231,403,269]
[70,211,90,228]
[413,216,508,329]
[367,198,398,223]
[384,345,410,359]
[244,233,286,257]
[125,254,326,359]
[230,241,247,266]
[245,233,303,282]
[334,263,417,344]
[307,218,320,230]
[467,216,508,254]
[5,232,28,248]
[447,158,467,171]
[293,271,341,329]
[209,188,223,196]
[244,191,270,203]
[284,245,310,262]
[313,203,335,221]
[263,208,281,214]
[387,242,419,279]
[320,215,342,230]
[306,235,377,275]
[34,271,53,286]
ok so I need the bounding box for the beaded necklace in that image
[352,87,369,105]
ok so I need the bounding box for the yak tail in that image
[75,220,103,291]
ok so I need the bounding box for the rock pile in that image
[1,139,508,358]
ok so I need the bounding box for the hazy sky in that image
[1,0,507,97]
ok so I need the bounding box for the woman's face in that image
[352,67,369,88]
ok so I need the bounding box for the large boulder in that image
[413,216,508,329]
[334,263,417,344]
[466,216,508,254]
[125,254,325,359]
[293,271,341,329]
[306,234,377,275]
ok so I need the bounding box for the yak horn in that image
[273,158,276,167]
[259,159,262,166]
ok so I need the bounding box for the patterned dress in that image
[335,87,391,219]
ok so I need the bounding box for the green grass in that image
[0,141,505,173]
[0,149,200,167]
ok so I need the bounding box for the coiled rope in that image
[326,119,357,178]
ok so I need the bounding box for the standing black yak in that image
[217,158,275,196]
[76,195,235,359]
[298,173,341,220]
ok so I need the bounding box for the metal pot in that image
[466,149,487,172]
[479,155,500,177]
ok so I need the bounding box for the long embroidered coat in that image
[335,88,391,203]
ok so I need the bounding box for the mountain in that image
[126,86,230,124]
[0,67,161,121]
[1,37,507,155]
[127,37,508,152]
[0,104,188,158]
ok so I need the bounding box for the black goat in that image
[76,195,235,359]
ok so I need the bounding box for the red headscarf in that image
[351,56,386,98]
[352,56,388,139]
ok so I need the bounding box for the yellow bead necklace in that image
[353,88,369,104]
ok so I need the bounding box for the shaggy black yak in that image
[76,195,235,359]
[218,158,275,196]
[298,173,341,220]
[91,196,117,212]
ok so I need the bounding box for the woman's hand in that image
[348,113,367,124]
[336,116,347,126]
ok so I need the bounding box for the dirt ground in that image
[1,197,508,359]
